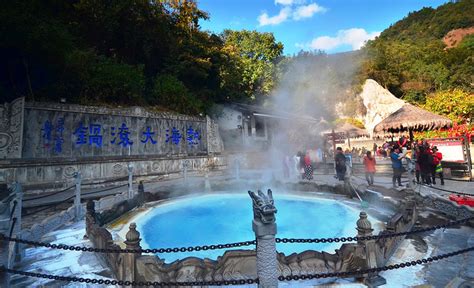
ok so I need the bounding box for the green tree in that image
[359,0,474,107]
[152,74,203,114]
[221,30,284,102]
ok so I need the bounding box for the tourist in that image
[303,151,314,180]
[376,147,382,158]
[335,147,347,181]
[390,146,404,188]
[363,151,376,185]
[418,146,433,186]
[431,146,444,185]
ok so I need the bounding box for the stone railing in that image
[19,206,79,243]
[84,190,417,286]
[85,199,143,284]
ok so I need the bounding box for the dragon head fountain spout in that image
[248,189,277,224]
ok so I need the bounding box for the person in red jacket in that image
[303,151,314,180]
[363,151,376,185]
[432,146,444,185]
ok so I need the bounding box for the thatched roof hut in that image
[335,122,369,138]
[373,103,452,134]
[322,122,369,138]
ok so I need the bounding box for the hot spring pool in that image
[126,193,380,263]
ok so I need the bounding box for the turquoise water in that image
[136,193,366,263]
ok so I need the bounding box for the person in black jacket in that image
[335,147,346,181]
[418,146,433,185]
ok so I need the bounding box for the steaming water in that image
[135,193,378,263]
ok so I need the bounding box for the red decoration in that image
[449,194,474,207]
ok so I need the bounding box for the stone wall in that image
[22,101,208,159]
[0,98,24,159]
[0,98,225,187]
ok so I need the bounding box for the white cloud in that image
[305,28,380,51]
[275,0,305,6]
[258,7,291,26]
[259,2,326,26]
[293,3,326,20]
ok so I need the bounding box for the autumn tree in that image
[424,89,474,123]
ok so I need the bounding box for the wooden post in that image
[464,135,473,181]
[409,128,414,143]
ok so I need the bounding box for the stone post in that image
[183,160,189,182]
[249,189,278,288]
[85,200,96,238]
[137,181,145,205]
[122,223,141,284]
[138,181,144,195]
[74,172,82,221]
[356,212,386,287]
[204,172,211,192]
[12,183,23,262]
[127,164,134,199]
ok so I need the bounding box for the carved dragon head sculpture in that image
[248,189,277,224]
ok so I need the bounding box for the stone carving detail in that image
[152,162,160,171]
[0,97,24,158]
[0,132,12,150]
[207,116,224,154]
[112,163,123,175]
[64,166,77,178]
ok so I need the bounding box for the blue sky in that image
[198,0,448,55]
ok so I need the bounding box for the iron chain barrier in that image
[0,233,256,254]
[22,183,129,218]
[23,185,75,202]
[81,175,129,187]
[0,267,258,286]
[276,215,474,244]
[81,183,129,196]
[278,246,474,282]
[2,246,473,286]
[22,194,76,217]
[1,216,473,253]
[24,182,128,204]
[419,183,474,196]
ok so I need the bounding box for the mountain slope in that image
[360,0,474,107]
